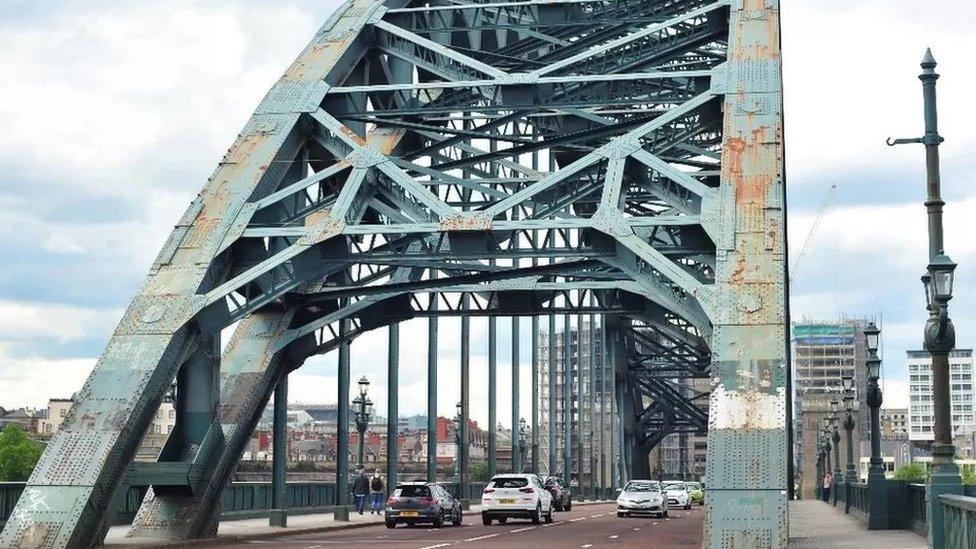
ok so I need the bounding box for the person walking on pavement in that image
[353,468,370,514]
[822,472,832,502]
[370,469,385,514]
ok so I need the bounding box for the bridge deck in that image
[788,500,925,548]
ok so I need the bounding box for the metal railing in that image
[849,482,869,517]
[941,494,976,548]
[909,483,928,536]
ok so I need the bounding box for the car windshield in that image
[623,481,659,492]
[491,477,528,488]
[393,485,430,497]
[687,483,701,490]
[662,482,685,491]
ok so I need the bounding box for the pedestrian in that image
[822,472,832,502]
[353,468,370,514]
[370,469,385,514]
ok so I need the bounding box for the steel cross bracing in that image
[1,1,788,548]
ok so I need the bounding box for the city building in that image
[37,399,73,436]
[537,319,609,485]
[882,407,909,440]
[792,318,872,499]
[907,349,974,442]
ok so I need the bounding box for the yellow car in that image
[687,482,704,506]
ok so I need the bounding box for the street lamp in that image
[352,376,372,470]
[518,417,528,473]
[888,50,962,545]
[842,375,856,513]
[862,322,888,528]
[453,402,462,481]
[830,407,841,506]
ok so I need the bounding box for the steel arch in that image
[0,0,787,547]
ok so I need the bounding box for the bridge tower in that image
[0,1,787,547]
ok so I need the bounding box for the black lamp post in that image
[518,417,528,473]
[842,374,856,513]
[453,402,462,481]
[831,403,841,506]
[822,419,832,502]
[863,322,889,529]
[352,376,372,470]
[888,50,962,547]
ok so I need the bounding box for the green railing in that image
[0,480,496,529]
[909,483,928,536]
[849,482,869,519]
[941,494,976,548]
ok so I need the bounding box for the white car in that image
[481,474,554,525]
[616,480,667,518]
[662,481,692,510]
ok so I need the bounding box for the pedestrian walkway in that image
[788,500,926,548]
[104,501,611,548]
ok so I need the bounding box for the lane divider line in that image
[417,544,452,549]
[510,526,536,533]
[464,533,500,542]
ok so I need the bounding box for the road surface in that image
[213,502,704,548]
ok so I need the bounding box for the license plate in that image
[400,511,418,517]
[498,498,516,504]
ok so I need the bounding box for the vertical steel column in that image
[427,292,438,482]
[459,295,471,505]
[512,315,521,473]
[488,300,497,478]
[607,321,616,492]
[531,313,539,473]
[599,315,607,497]
[270,376,288,527]
[576,307,584,499]
[548,314,557,475]
[588,301,596,499]
[176,336,220,449]
[704,0,789,545]
[387,324,399,491]
[563,314,572,486]
[335,307,351,521]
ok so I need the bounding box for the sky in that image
[0,1,974,426]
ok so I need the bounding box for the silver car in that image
[616,480,667,518]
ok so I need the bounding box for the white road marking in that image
[590,514,602,518]
[465,533,500,542]
[582,545,593,548]
[510,526,536,533]
[653,522,659,525]
[609,534,619,539]
[569,517,586,522]
[633,527,641,531]
[417,544,451,549]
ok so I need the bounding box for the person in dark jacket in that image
[369,469,385,514]
[353,469,370,514]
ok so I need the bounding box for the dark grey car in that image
[384,482,463,528]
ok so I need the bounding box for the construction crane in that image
[790,183,837,282]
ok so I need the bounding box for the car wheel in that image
[433,510,444,528]
[554,503,563,512]
[498,517,508,524]
[616,511,624,518]
[545,505,554,523]
[565,500,572,512]
[684,503,691,510]
[532,504,542,524]
[482,513,492,526]
[663,509,669,518]
[453,506,463,526]
[385,520,396,529]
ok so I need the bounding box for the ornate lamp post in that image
[888,50,962,546]
[830,403,841,506]
[842,375,857,513]
[518,417,528,473]
[863,322,889,529]
[352,376,373,470]
[453,402,462,481]
[816,432,826,501]
[822,419,832,502]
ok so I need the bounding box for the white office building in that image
[907,349,975,441]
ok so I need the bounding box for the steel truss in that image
[1,0,787,547]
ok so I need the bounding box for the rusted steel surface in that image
[703,0,789,547]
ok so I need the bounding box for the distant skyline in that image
[1,1,974,425]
